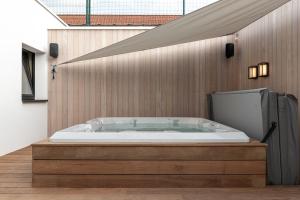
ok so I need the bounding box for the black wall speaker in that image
[50,43,59,58]
[225,43,234,59]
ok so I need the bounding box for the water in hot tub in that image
[95,122,216,133]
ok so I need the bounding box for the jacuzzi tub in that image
[50,117,249,143]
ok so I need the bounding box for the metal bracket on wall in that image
[51,64,57,80]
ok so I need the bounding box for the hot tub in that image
[50,117,249,143]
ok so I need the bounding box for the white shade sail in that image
[60,0,290,65]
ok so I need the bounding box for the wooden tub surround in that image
[32,140,266,188]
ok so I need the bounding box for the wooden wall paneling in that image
[168,46,174,116]
[96,31,102,117]
[127,51,133,117]
[231,35,239,90]
[176,44,182,117]
[138,44,145,116]
[199,40,206,117]
[121,32,127,116]
[85,30,92,120]
[298,0,300,130]
[290,0,298,96]
[170,45,176,116]
[224,37,230,90]
[235,1,300,94]
[73,31,79,125]
[153,49,160,116]
[140,48,146,116]
[110,31,117,116]
[226,36,233,90]
[271,12,277,91]
[241,27,248,89]
[125,44,131,116]
[116,31,122,116]
[264,14,270,88]
[188,42,196,117]
[183,43,190,116]
[67,31,74,127]
[222,38,232,89]
[236,30,241,90]
[78,31,85,123]
[144,45,151,116]
[133,50,140,116]
[216,38,222,92]
[238,0,299,94]
[61,30,68,129]
[48,1,300,137]
[281,4,287,92]
[286,2,293,94]
[177,44,184,116]
[249,22,255,89]
[211,39,217,93]
[105,30,113,117]
[275,8,282,92]
[101,31,108,117]
[193,41,199,117]
[146,48,152,116]
[92,31,97,117]
[204,39,211,117]
[154,48,161,116]
[48,30,236,134]
[161,46,168,117]
[166,46,173,117]
[256,18,263,88]
[135,50,141,116]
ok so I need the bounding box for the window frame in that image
[22,49,35,101]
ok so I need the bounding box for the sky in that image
[41,0,219,15]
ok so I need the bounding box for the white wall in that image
[0,0,66,155]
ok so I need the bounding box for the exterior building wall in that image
[0,0,66,155]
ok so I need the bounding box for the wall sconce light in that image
[258,62,269,77]
[248,66,258,79]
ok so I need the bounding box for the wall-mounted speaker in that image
[50,43,59,58]
[225,43,234,59]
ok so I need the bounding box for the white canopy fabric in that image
[60,0,290,65]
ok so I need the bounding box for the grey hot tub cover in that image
[208,88,300,185]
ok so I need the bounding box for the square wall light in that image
[248,66,258,79]
[258,62,269,77]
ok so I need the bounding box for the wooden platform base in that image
[32,140,266,188]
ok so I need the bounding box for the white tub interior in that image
[50,117,250,143]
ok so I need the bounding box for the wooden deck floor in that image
[0,147,299,200]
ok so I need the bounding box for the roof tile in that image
[58,15,180,26]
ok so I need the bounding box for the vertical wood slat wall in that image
[238,0,299,95]
[48,30,238,135]
[237,0,300,122]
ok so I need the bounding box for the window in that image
[22,49,35,101]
